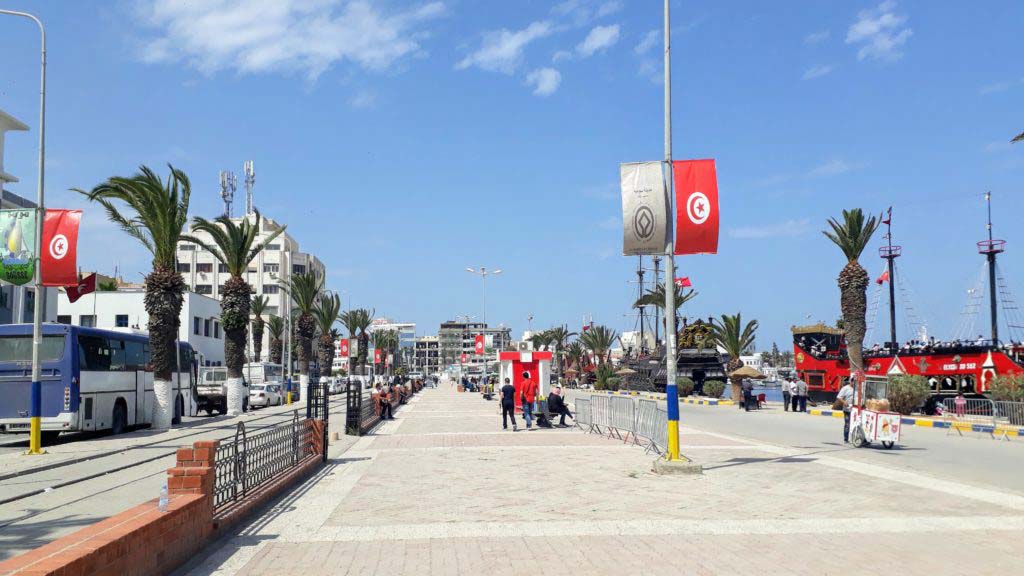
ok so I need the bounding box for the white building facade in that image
[57,289,225,367]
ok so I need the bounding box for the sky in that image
[0,0,1021,352]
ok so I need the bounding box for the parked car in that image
[249,383,283,408]
[329,377,348,395]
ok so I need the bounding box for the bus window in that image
[0,335,65,362]
[109,339,128,371]
[126,341,146,371]
[79,335,112,370]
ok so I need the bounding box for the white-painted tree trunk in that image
[227,377,245,417]
[299,374,309,411]
[152,379,174,430]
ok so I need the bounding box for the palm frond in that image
[822,208,880,262]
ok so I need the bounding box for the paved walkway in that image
[184,387,1024,575]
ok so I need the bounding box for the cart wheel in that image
[851,427,867,448]
[882,441,895,449]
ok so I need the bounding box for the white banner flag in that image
[621,162,671,255]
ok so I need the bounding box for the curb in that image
[805,408,1023,437]
[576,389,735,406]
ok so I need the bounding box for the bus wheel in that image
[111,402,128,435]
[204,407,213,416]
[172,395,183,425]
[41,431,60,445]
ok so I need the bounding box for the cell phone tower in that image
[219,170,237,218]
[244,160,255,215]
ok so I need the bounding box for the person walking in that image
[520,371,538,430]
[837,379,855,442]
[782,378,792,412]
[795,378,808,413]
[500,377,518,431]
[742,379,754,412]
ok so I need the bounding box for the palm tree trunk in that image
[143,265,186,430]
[221,278,251,416]
[270,337,282,365]
[839,261,870,399]
[296,313,316,394]
[252,318,264,362]
[317,335,333,380]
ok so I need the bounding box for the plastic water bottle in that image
[158,485,169,512]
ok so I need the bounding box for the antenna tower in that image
[244,160,255,215]
[219,170,237,218]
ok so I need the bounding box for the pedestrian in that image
[548,386,574,426]
[520,371,538,430]
[742,379,754,412]
[954,391,967,418]
[500,377,518,431]
[791,379,801,412]
[795,378,808,412]
[782,378,792,412]
[378,383,394,420]
[837,379,855,442]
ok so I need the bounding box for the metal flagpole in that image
[662,0,684,462]
[1,9,48,455]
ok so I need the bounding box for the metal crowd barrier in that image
[590,395,611,436]
[574,398,592,431]
[941,398,1024,439]
[609,396,636,443]
[569,392,670,456]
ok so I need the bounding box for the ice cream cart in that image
[848,374,901,449]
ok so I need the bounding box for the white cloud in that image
[804,30,830,44]
[635,29,659,55]
[845,0,912,62]
[552,50,573,63]
[553,0,620,26]
[802,64,834,80]
[807,159,857,178]
[526,67,562,96]
[979,78,1023,95]
[729,218,812,240]
[350,90,376,108]
[596,1,623,18]
[577,24,620,57]
[457,20,554,74]
[136,0,445,80]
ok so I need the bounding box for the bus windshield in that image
[203,370,227,383]
[0,336,65,362]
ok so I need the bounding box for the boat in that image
[793,196,1024,402]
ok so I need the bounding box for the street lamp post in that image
[465,267,501,377]
[1,9,47,455]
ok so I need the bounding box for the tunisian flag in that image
[374,348,382,364]
[674,277,692,288]
[66,273,96,303]
[474,334,485,355]
[339,339,350,357]
[41,209,82,286]
[673,160,719,255]
[876,270,890,285]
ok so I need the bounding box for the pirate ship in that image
[793,194,1024,401]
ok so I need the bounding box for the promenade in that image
[184,386,1024,575]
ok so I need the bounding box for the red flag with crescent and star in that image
[474,334,485,355]
[674,277,692,288]
[340,339,350,357]
[673,159,719,255]
[876,270,890,285]
[41,209,82,287]
[66,273,96,303]
[374,348,382,364]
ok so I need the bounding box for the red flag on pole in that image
[876,270,890,285]
[674,277,692,288]
[66,273,96,303]
[374,348,382,364]
[474,334,485,355]
[41,209,82,287]
[340,339,350,357]
[673,159,719,255]
[460,352,467,364]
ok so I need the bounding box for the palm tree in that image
[529,330,552,352]
[565,341,587,373]
[545,326,578,377]
[267,316,284,365]
[339,308,374,374]
[75,165,191,430]
[1013,131,1023,143]
[712,313,759,403]
[251,295,268,363]
[371,329,398,373]
[313,293,341,381]
[823,209,880,384]
[183,211,283,415]
[634,284,698,338]
[579,325,617,366]
[286,272,323,394]
[97,279,118,291]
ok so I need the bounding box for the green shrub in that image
[887,375,930,414]
[989,374,1024,402]
[703,379,725,398]
[677,377,695,396]
[606,377,621,391]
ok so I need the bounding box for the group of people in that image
[780,377,809,413]
[498,371,574,431]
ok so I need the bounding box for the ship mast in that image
[978,192,1004,345]
[879,207,900,349]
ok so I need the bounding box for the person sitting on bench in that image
[548,386,573,427]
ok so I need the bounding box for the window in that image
[292,264,306,275]
[0,336,65,362]
[218,263,228,273]
[126,341,147,371]
[195,284,213,295]
[265,305,279,316]
[193,316,201,336]
[57,315,71,325]
[80,315,97,328]
[177,263,191,273]
[266,243,280,251]
[78,335,112,370]
[247,267,257,274]
[204,319,211,337]
[218,285,226,294]
[214,321,221,339]
[263,263,279,273]
[196,263,213,273]
[262,285,280,295]
[115,314,129,328]
[179,244,195,251]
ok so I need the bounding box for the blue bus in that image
[0,323,197,442]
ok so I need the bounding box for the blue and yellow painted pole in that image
[27,380,44,454]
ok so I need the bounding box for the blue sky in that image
[0,0,1021,350]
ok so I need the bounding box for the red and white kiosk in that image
[498,350,553,411]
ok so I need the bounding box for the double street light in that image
[464,267,501,326]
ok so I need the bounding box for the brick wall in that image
[0,426,324,576]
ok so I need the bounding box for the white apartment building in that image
[175,213,325,358]
[0,107,57,325]
[368,318,416,348]
[57,289,225,367]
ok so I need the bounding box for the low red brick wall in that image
[0,422,325,576]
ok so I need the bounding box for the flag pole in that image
[662,0,684,462]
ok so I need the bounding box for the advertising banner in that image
[0,209,37,286]
[42,209,82,287]
[620,162,671,255]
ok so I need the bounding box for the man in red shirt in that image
[520,371,539,430]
